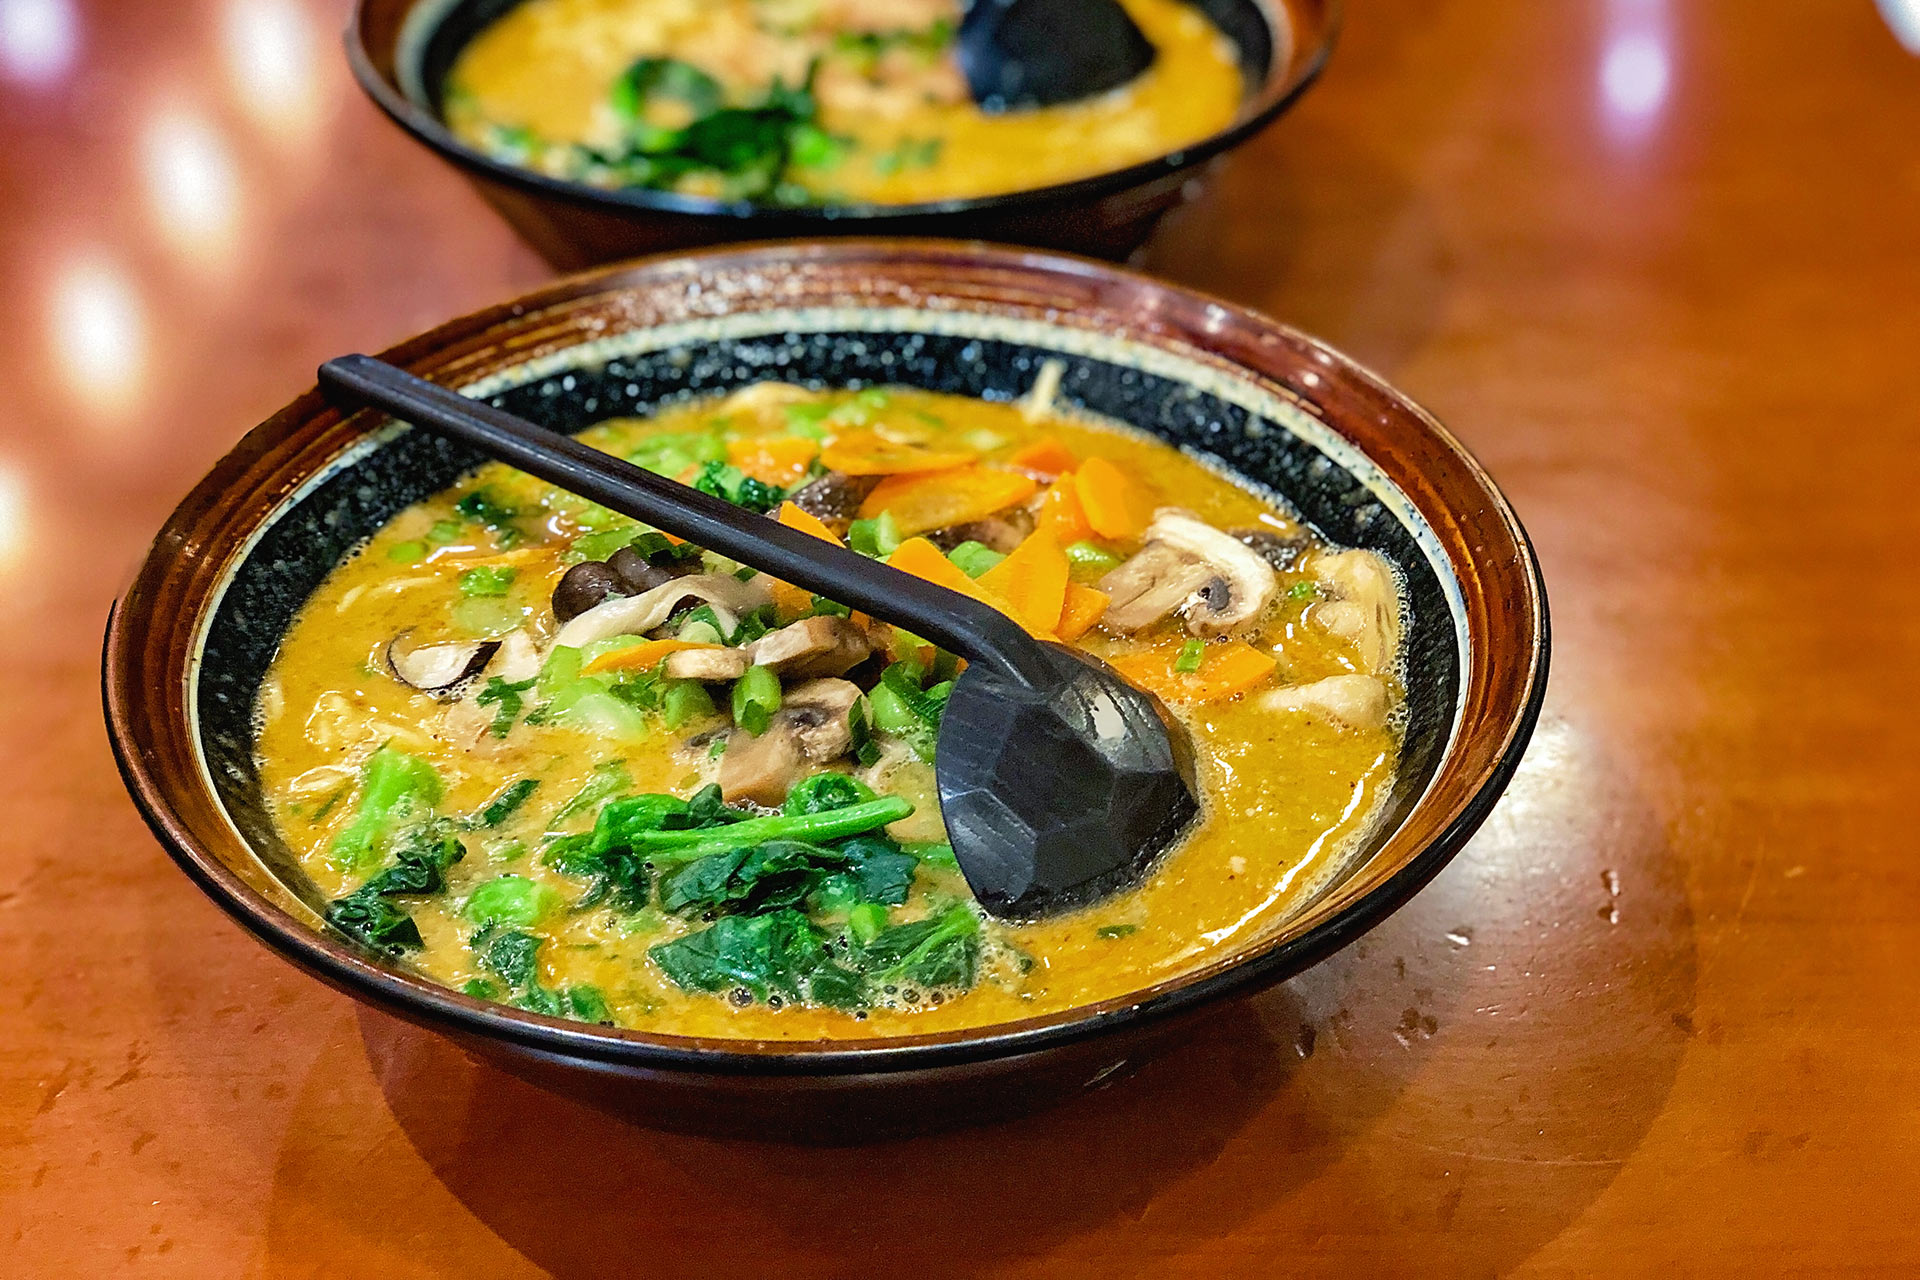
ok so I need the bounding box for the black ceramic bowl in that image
[104,241,1546,1141]
[345,0,1338,269]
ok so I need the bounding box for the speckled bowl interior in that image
[108,242,1544,1084]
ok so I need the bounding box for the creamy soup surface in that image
[442,0,1245,204]
[256,381,1405,1039]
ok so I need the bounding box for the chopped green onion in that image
[1096,924,1138,939]
[1174,639,1205,673]
[847,510,902,557]
[1287,580,1318,600]
[387,540,427,564]
[663,679,716,729]
[1065,541,1122,572]
[731,664,782,735]
[947,541,1006,578]
[458,565,517,597]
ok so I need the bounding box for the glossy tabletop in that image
[4,1,1918,1274]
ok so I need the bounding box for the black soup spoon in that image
[317,355,1199,919]
[956,0,1157,112]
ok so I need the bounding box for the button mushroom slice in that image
[386,633,499,699]
[1098,541,1220,632]
[1306,549,1402,674]
[778,678,864,762]
[662,646,752,683]
[717,726,807,808]
[1257,674,1390,732]
[747,615,872,679]
[716,678,866,807]
[552,573,773,650]
[1142,508,1280,637]
[787,471,881,534]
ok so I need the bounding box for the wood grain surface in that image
[3,0,1917,1275]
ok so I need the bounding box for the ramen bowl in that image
[103,240,1546,1140]
[345,0,1339,269]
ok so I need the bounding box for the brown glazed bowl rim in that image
[104,239,1547,1078]
[342,0,1339,224]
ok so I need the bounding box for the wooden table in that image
[5,1,1917,1273]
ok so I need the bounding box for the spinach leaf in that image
[862,904,980,990]
[783,771,875,816]
[358,822,466,896]
[470,777,538,827]
[552,760,632,824]
[454,487,522,545]
[649,909,860,1006]
[328,746,443,872]
[476,677,536,739]
[693,460,784,514]
[477,927,543,988]
[659,840,851,916]
[325,894,423,954]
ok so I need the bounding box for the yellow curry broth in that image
[256,386,1398,1039]
[443,0,1243,204]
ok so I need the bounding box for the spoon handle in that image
[318,355,1044,681]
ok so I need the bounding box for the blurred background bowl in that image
[346,0,1338,269]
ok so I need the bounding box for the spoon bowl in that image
[957,0,1158,112]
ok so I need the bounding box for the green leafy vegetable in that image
[862,904,981,990]
[358,822,466,896]
[462,875,562,928]
[649,909,863,1006]
[552,759,633,825]
[695,460,784,513]
[454,487,522,545]
[475,676,535,738]
[784,772,876,816]
[325,894,423,954]
[471,778,539,828]
[477,927,543,988]
[328,746,443,872]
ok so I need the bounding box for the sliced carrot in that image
[1008,436,1079,478]
[583,639,720,675]
[1075,456,1152,539]
[1055,584,1111,642]
[859,466,1039,537]
[1034,472,1094,544]
[820,430,977,476]
[776,500,842,547]
[978,527,1070,636]
[886,538,1049,637]
[768,501,843,618]
[1109,640,1277,704]
[727,435,818,486]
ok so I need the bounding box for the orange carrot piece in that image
[727,435,818,486]
[582,639,718,675]
[1055,584,1111,641]
[1034,472,1094,544]
[776,500,842,546]
[1075,457,1152,539]
[979,527,1070,636]
[886,538,1049,636]
[1108,640,1277,704]
[766,501,844,618]
[820,430,977,476]
[1008,436,1079,478]
[859,466,1039,537]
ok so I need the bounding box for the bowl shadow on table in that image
[319,712,1697,1280]
[352,988,1336,1280]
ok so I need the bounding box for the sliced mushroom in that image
[927,506,1036,553]
[1098,508,1279,637]
[483,629,543,684]
[1233,526,1311,571]
[717,727,805,807]
[663,646,752,683]
[552,573,772,650]
[608,544,697,595]
[716,679,865,806]
[552,561,626,623]
[386,634,498,698]
[747,615,871,679]
[788,471,881,533]
[1306,549,1401,673]
[1257,674,1390,731]
[778,678,863,761]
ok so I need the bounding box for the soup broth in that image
[256,383,1403,1038]
[442,0,1244,204]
